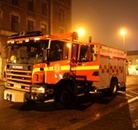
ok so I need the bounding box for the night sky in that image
[71,0,138,50]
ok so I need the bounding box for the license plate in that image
[6,93,12,101]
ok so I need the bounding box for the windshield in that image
[7,40,49,64]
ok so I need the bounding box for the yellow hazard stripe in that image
[44,66,70,71]
[32,68,40,74]
[44,67,53,71]
[72,65,99,70]
[32,65,99,73]
[61,66,70,70]
[33,65,70,73]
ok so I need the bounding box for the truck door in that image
[75,43,100,82]
[46,40,70,84]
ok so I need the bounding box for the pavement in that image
[0,79,5,85]
[126,75,138,85]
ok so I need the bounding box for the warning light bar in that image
[9,31,43,39]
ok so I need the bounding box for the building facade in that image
[127,51,138,75]
[0,0,71,79]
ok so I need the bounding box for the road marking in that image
[125,93,134,98]
[44,99,54,103]
[127,96,138,103]
[118,91,134,98]
[129,90,138,95]
[62,96,138,130]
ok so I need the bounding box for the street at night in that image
[0,1,138,130]
[0,76,138,130]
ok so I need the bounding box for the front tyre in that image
[55,83,76,109]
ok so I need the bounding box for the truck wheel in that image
[55,84,76,109]
[119,86,126,91]
[109,79,118,96]
[118,81,126,91]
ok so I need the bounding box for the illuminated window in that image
[128,60,132,65]
[136,59,138,64]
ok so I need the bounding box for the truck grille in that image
[5,64,33,92]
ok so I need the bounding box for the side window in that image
[80,45,90,62]
[63,43,69,59]
[79,44,98,62]
[49,41,69,61]
[90,45,98,61]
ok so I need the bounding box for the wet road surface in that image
[0,76,138,130]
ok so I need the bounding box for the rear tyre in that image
[119,86,126,91]
[109,79,118,96]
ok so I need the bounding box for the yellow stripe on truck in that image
[33,65,99,73]
[33,65,70,73]
[44,66,70,71]
[72,65,99,71]
[45,67,53,71]
[32,68,40,74]
[61,66,70,70]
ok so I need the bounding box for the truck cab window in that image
[80,45,91,62]
[79,44,98,62]
[49,40,69,61]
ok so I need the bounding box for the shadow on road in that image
[1,82,137,129]
[10,93,116,112]
[78,92,138,130]
[10,102,57,112]
[73,93,116,111]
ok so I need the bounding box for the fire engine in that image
[4,31,126,108]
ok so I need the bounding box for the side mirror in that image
[44,48,50,65]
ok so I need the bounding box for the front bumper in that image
[25,92,47,101]
[4,89,47,102]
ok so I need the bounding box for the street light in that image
[120,29,126,49]
[78,28,85,37]
[77,28,85,42]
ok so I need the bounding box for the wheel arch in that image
[110,75,118,86]
[109,75,119,96]
[54,72,77,97]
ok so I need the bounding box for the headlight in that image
[31,87,45,93]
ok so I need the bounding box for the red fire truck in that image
[4,31,126,108]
